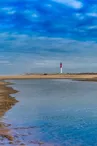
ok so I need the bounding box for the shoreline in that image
[0,81,18,144]
[0,74,97,82]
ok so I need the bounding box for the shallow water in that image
[4,79,97,145]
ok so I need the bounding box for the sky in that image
[0,0,97,74]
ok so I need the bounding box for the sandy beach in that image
[0,73,97,81]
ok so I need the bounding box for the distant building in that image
[60,62,62,73]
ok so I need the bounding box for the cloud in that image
[0,0,97,74]
[0,7,16,14]
[0,0,96,40]
[87,13,97,17]
[0,60,10,64]
[1,51,97,75]
[0,33,96,56]
[52,0,83,9]
[0,33,96,74]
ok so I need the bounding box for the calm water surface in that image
[4,79,97,146]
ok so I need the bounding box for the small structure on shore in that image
[60,62,63,74]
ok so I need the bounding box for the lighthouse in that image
[60,62,62,74]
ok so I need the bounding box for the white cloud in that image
[0,7,16,14]
[24,10,38,19]
[52,0,83,9]
[32,13,38,18]
[0,60,10,64]
[85,25,97,30]
[75,13,85,20]
[87,12,97,17]
[47,4,52,8]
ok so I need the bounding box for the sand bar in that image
[0,73,97,81]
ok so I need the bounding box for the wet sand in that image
[0,81,18,145]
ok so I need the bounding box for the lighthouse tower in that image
[60,62,62,74]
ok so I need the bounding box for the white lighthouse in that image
[60,62,62,74]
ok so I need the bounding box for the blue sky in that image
[0,0,97,74]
